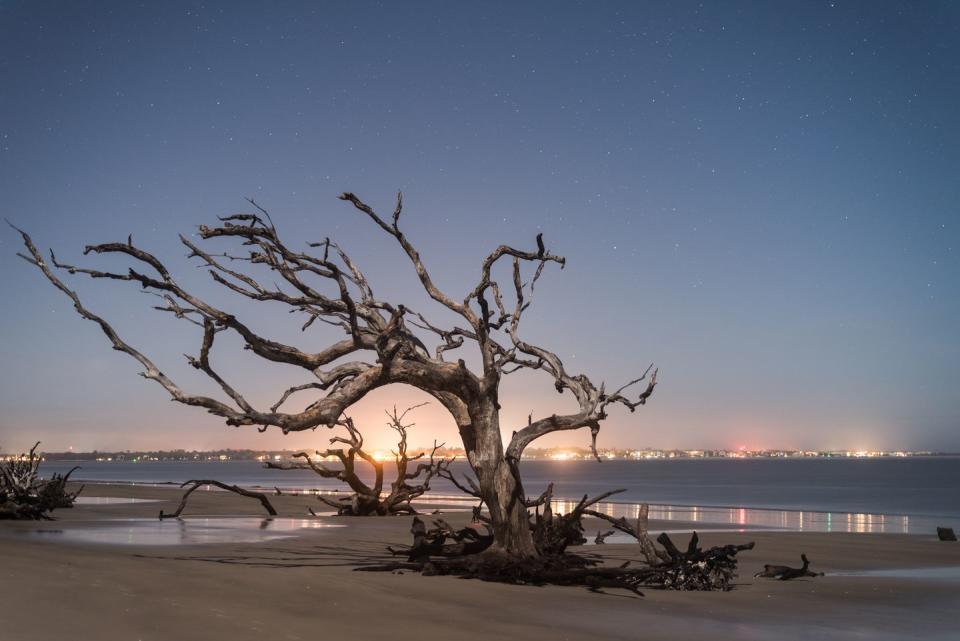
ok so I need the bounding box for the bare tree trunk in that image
[487,468,538,557]
[469,401,538,557]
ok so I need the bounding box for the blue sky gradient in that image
[1,1,957,452]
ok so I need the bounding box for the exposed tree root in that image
[0,442,82,520]
[360,501,755,594]
[159,479,277,519]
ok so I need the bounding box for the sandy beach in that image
[1,483,958,641]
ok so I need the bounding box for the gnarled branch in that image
[158,479,277,519]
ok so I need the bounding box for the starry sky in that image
[1,1,958,454]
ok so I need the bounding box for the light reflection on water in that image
[295,491,917,534]
[829,566,960,581]
[543,498,917,534]
[68,488,946,535]
[13,517,344,546]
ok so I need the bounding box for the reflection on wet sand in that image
[73,496,162,505]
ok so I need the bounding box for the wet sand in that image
[1,483,958,641]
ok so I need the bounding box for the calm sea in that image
[42,457,960,534]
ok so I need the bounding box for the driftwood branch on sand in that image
[158,479,277,519]
[754,553,823,580]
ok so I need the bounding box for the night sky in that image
[1,1,957,453]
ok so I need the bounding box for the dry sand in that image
[1,483,958,641]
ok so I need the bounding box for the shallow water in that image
[576,501,921,534]
[583,527,784,545]
[829,566,960,582]
[73,496,161,505]
[41,458,960,532]
[8,517,344,546]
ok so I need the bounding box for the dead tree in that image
[754,553,822,580]
[265,404,450,515]
[0,442,83,520]
[158,479,277,519]
[13,193,657,558]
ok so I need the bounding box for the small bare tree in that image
[13,192,657,558]
[0,442,82,520]
[266,404,450,515]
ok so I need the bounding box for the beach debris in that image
[391,516,495,561]
[937,527,957,541]
[158,479,277,519]
[362,494,755,594]
[594,529,616,544]
[0,441,82,520]
[754,553,823,580]
[582,502,673,565]
[265,404,452,516]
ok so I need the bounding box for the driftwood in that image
[937,527,957,542]
[363,492,755,593]
[391,516,495,561]
[594,529,616,544]
[0,442,82,520]
[14,191,657,556]
[531,487,626,556]
[158,479,277,519]
[265,404,450,515]
[754,553,822,580]
[583,502,673,566]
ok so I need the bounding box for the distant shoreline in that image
[29,453,960,462]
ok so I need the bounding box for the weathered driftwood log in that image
[0,442,82,520]
[937,527,957,542]
[265,405,450,515]
[158,479,277,519]
[754,553,822,580]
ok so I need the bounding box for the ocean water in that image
[41,457,960,534]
